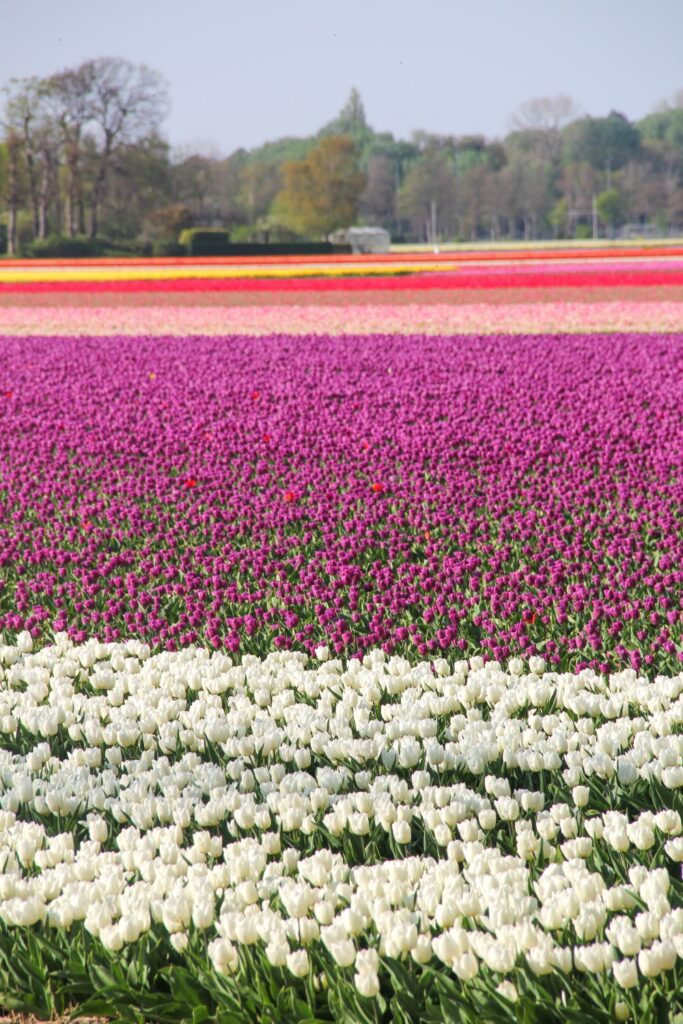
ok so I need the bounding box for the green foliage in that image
[565,111,641,174]
[175,228,345,256]
[548,198,568,236]
[0,142,7,202]
[4,66,683,245]
[248,136,317,167]
[178,228,231,255]
[319,88,373,152]
[101,133,174,241]
[143,203,195,242]
[151,240,186,256]
[596,188,625,227]
[638,108,683,151]
[275,135,366,237]
[23,233,104,258]
[397,146,458,241]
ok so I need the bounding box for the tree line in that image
[2,60,683,254]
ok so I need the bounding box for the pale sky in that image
[3,0,683,155]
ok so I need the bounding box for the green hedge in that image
[178,229,230,256]
[151,240,186,257]
[24,235,104,258]
[10,231,352,259]
[205,242,352,256]
[177,229,351,257]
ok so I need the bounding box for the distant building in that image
[620,223,660,240]
[329,226,391,254]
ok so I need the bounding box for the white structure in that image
[330,226,391,254]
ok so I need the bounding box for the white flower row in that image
[0,633,681,1004]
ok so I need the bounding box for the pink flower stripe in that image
[1,301,682,336]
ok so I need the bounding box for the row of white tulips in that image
[0,632,681,1016]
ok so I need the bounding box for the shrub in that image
[151,240,186,257]
[178,228,231,256]
[143,204,195,243]
[24,235,102,258]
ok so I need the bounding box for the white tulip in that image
[286,949,309,977]
[612,958,638,988]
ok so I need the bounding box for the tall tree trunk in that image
[7,206,16,255]
[37,149,54,239]
[89,204,97,240]
[64,189,72,237]
[6,131,21,255]
[38,198,48,238]
[90,168,107,239]
[76,190,85,235]
[21,116,40,239]
[64,144,75,237]
[65,165,84,236]
[89,135,115,239]
[64,131,84,237]
[24,148,40,237]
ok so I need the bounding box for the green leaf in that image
[89,961,125,991]
[163,966,209,1007]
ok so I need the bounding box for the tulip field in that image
[0,248,682,1022]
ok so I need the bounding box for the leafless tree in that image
[511,95,582,164]
[47,64,95,235]
[83,58,169,238]
[512,94,581,133]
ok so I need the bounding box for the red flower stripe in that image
[5,269,683,293]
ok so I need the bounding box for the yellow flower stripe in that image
[0,262,460,283]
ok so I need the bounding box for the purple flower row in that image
[0,332,681,672]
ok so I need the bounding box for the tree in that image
[639,106,683,151]
[172,152,218,221]
[102,134,172,240]
[81,58,169,238]
[513,94,581,133]
[275,135,365,237]
[567,112,641,187]
[596,188,624,232]
[3,127,22,253]
[4,78,43,237]
[548,197,569,238]
[639,138,683,231]
[619,159,663,226]
[494,154,555,240]
[320,88,371,150]
[456,163,489,240]
[358,153,396,226]
[47,63,94,236]
[4,60,683,247]
[397,145,457,242]
[558,160,601,235]
[142,202,194,242]
[239,160,282,227]
[511,94,581,164]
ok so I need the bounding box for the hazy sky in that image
[4,0,683,155]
